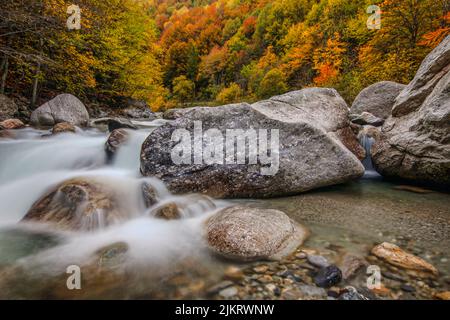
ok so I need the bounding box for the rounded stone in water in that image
[314,265,342,288]
[205,205,308,261]
[22,178,126,231]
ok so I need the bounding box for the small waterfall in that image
[358,129,381,178]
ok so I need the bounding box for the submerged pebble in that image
[314,265,342,288]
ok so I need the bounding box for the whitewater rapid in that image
[0,121,226,275]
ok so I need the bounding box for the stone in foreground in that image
[205,205,308,261]
[30,94,89,128]
[141,89,364,198]
[371,242,438,277]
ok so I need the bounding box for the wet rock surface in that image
[52,122,76,134]
[371,242,439,277]
[107,117,137,131]
[21,178,128,231]
[105,128,129,161]
[91,117,137,132]
[339,254,367,280]
[335,126,366,160]
[151,202,182,220]
[314,265,342,288]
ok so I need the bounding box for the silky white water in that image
[0,122,227,283]
[358,127,381,179]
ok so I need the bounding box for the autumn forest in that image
[1,0,449,111]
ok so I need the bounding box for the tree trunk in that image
[31,38,43,108]
[0,37,12,95]
[30,60,41,108]
[0,57,9,95]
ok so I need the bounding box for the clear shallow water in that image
[0,123,230,298]
[0,123,449,299]
[251,178,450,274]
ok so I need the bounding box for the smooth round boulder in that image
[205,205,308,261]
[151,202,181,220]
[22,178,127,231]
[350,81,405,119]
[30,94,89,128]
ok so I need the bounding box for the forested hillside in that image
[1,0,449,110]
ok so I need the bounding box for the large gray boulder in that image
[140,88,365,198]
[205,205,308,261]
[393,36,450,117]
[30,94,89,127]
[0,94,18,121]
[372,36,450,187]
[350,81,405,119]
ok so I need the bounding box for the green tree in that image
[257,68,287,99]
[216,83,243,104]
[172,75,195,103]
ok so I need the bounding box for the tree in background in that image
[1,0,448,110]
[0,0,166,110]
[257,68,288,99]
[172,75,195,104]
[358,0,446,87]
[313,33,346,86]
[216,82,242,104]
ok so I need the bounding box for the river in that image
[0,121,448,299]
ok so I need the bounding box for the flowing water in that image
[358,129,380,178]
[0,121,449,299]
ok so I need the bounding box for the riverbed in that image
[0,123,448,299]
